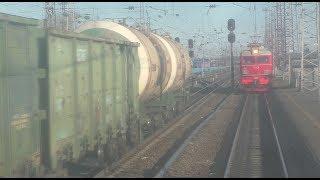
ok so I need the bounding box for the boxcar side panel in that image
[91,42,106,145]
[112,44,126,137]
[46,32,139,171]
[104,44,114,136]
[74,41,91,157]
[0,21,6,176]
[0,19,43,177]
[48,35,76,170]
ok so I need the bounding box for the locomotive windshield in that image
[242,56,255,65]
[256,56,269,64]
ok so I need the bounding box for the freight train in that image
[76,21,192,101]
[239,43,273,93]
[0,13,192,177]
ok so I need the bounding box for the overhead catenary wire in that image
[0,2,265,60]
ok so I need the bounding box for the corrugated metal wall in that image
[0,14,44,177]
[46,31,140,171]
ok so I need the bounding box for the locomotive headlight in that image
[242,68,249,74]
[242,69,249,74]
[253,49,259,54]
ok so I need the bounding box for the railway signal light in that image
[188,39,193,49]
[228,32,235,43]
[227,19,235,89]
[227,19,235,31]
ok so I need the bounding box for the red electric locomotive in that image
[239,43,273,93]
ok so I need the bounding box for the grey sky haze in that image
[0,2,267,58]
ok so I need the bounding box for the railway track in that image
[223,94,288,178]
[154,86,242,177]
[61,78,320,178]
[185,73,231,109]
[56,73,236,178]
[154,89,234,177]
[186,72,240,111]
[94,78,237,178]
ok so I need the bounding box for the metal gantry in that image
[300,3,304,91]
[44,2,77,31]
[275,2,287,73]
[44,2,57,29]
[285,2,295,85]
[298,2,319,93]
[265,2,320,102]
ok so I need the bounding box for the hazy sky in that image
[0,2,268,58]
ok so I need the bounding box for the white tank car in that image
[76,21,191,101]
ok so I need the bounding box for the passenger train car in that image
[239,43,273,93]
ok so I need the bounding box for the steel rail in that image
[154,82,238,178]
[264,94,289,178]
[223,95,249,178]
[95,78,236,178]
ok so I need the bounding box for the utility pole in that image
[317,2,320,102]
[201,36,205,78]
[300,3,304,91]
[288,48,292,86]
[254,4,257,42]
[230,42,235,86]
[202,49,204,77]
[286,2,294,87]
[263,7,269,48]
[139,2,142,30]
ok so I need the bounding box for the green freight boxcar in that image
[0,12,141,177]
[0,13,45,177]
[44,30,140,173]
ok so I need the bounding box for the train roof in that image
[240,47,272,56]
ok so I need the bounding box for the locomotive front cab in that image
[239,45,273,93]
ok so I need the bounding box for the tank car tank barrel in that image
[76,21,192,101]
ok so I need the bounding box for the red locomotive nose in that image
[239,44,273,93]
[241,76,254,85]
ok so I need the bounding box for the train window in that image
[256,56,269,63]
[242,56,255,65]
